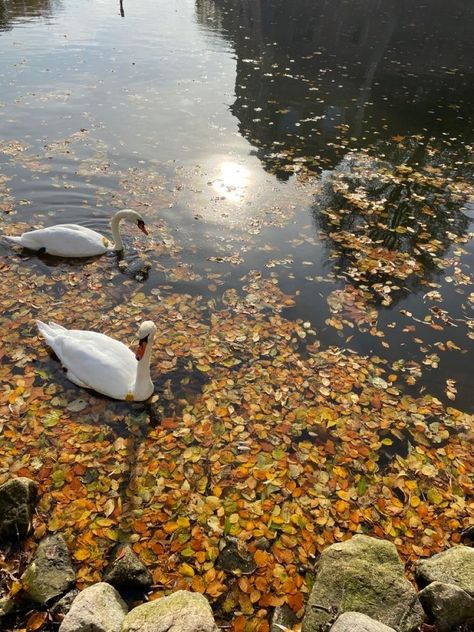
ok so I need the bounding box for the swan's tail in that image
[36,320,67,341]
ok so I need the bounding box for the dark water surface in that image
[1,0,473,409]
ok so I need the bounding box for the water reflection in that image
[313,149,470,307]
[0,0,57,31]
[196,0,474,178]
[213,160,250,203]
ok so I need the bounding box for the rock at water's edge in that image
[0,596,17,620]
[51,589,80,621]
[418,581,474,632]
[21,534,75,604]
[330,612,397,632]
[0,477,38,540]
[302,535,424,632]
[103,544,152,589]
[59,582,128,632]
[122,590,218,632]
[271,604,298,632]
[416,546,474,596]
[216,536,257,575]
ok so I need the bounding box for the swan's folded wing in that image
[20,225,108,256]
[54,331,137,399]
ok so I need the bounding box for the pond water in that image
[0,0,473,626]
[1,0,473,409]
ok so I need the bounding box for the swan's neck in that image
[110,210,130,251]
[133,334,154,400]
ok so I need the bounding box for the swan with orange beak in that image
[36,319,157,402]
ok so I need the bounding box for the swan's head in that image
[121,209,149,235]
[135,320,156,361]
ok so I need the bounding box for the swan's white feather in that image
[9,225,109,257]
[37,321,138,400]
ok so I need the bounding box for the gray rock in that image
[121,590,218,632]
[21,534,75,604]
[0,477,38,540]
[51,589,80,620]
[103,544,152,589]
[302,535,424,632]
[255,537,271,551]
[460,525,474,545]
[418,581,474,632]
[0,596,17,619]
[330,612,397,632]
[416,546,474,596]
[271,604,298,632]
[59,582,128,632]
[216,536,256,574]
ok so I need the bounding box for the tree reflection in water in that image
[196,0,474,177]
[196,0,474,306]
[0,0,57,31]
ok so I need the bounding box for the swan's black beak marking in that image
[137,219,149,236]
[135,335,148,361]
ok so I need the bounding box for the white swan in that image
[5,209,148,257]
[36,319,156,401]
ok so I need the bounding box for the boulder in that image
[216,536,256,574]
[21,534,75,604]
[0,596,16,619]
[121,590,218,632]
[51,589,80,621]
[416,546,474,596]
[59,582,128,632]
[330,612,397,632]
[302,535,424,632]
[418,581,474,632]
[460,524,474,545]
[271,604,298,632]
[103,544,152,589]
[0,477,38,540]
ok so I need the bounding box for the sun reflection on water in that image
[213,161,249,203]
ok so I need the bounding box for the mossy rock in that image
[302,535,424,632]
[418,581,474,632]
[416,546,474,596]
[122,590,217,632]
[0,477,38,540]
[21,534,75,604]
[59,582,127,632]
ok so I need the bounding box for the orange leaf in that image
[191,576,206,593]
[133,521,149,534]
[238,577,249,593]
[233,615,246,632]
[288,592,304,611]
[74,548,91,561]
[259,593,286,607]
[206,580,225,598]
[254,549,270,567]
[26,612,48,631]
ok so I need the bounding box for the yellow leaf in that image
[10,580,22,596]
[179,563,195,577]
[74,548,91,561]
[427,489,444,505]
[336,490,351,501]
